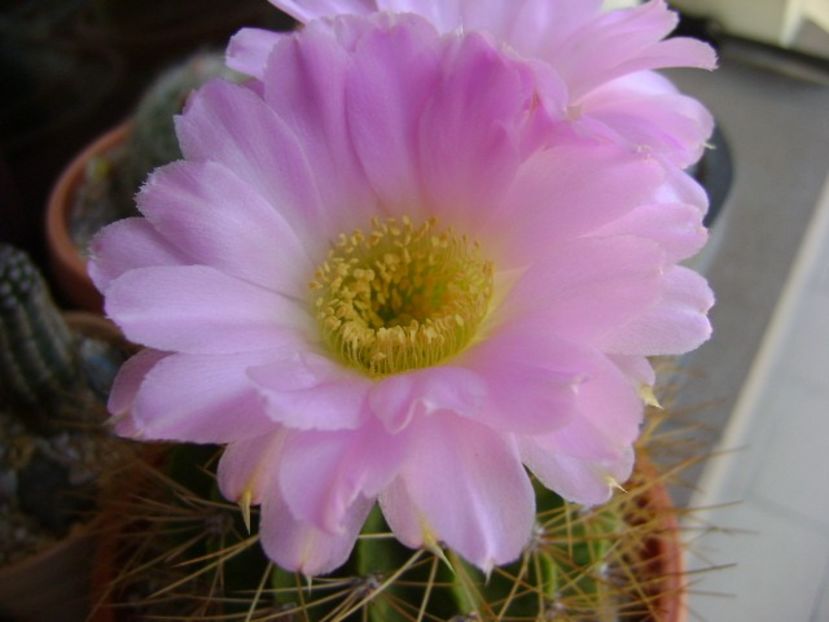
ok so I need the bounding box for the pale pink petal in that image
[567,348,644,444]
[607,354,656,388]
[176,79,329,244]
[378,479,422,549]
[88,219,187,293]
[226,27,287,80]
[218,431,286,503]
[247,353,372,430]
[130,350,284,443]
[518,350,642,505]
[382,0,463,31]
[268,0,375,22]
[269,0,465,32]
[656,165,709,212]
[520,437,634,507]
[456,327,589,434]
[368,366,486,433]
[601,265,714,355]
[457,0,601,59]
[585,37,716,97]
[278,420,406,532]
[579,74,714,167]
[490,144,664,263]
[416,32,538,221]
[551,1,717,100]
[399,414,534,572]
[107,349,168,436]
[262,21,379,229]
[260,487,372,576]
[105,265,310,354]
[592,202,707,263]
[344,15,441,209]
[506,236,666,344]
[138,160,311,295]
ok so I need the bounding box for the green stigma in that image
[310,216,494,377]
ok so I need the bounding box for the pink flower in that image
[91,14,713,576]
[244,0,717,168]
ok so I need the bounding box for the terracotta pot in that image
[45,121,131,312]
[0,313,132,622]
[0,522,97,622]
[636,461,687,622]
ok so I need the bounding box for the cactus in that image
[96,427,687,622]
[70,51,243,250]
[0,244,131,564]
[0,244,80,426]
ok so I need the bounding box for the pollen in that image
[310,217,494,376]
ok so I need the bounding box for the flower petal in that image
[551,0,717,100]
[107,349,168,435]
[267,0,375,22]
[130,350,283,443]
[226,27,287,80]
[457,327,589,434]
[368,366,487,433]
[262,20,379,230]
[278,420,406,532]
[218,430,286,504]
[138,160,311,295]
[345,15,441,209]
[248,353,372,431]
[398,413,534,572]
[260,487,372,576]
[600,265,714,355]
[579,71,714,167]
[88,218,187,293]
[105,265,310,354]
[592,201,707,263]
[519,436,634,507]
[378,478,425,550]
[492,144,664,264]
[416,32,540,222]
[176,79,329,244]
[518,350,642,506]
[506,236,666,344]
[607,354,655,387]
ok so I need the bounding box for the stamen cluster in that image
[311,217,494,376]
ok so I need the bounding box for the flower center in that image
[310,216,494,377]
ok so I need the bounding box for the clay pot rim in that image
[0,520,96,580]
[45,120,132,311]
[637,458,687,622]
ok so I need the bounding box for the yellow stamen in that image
[311,217,494,377]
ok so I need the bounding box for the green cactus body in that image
[0,244,79,421]
[101,448,680,622]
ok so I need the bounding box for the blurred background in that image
[1,1,828,620]
[0,0,296,268]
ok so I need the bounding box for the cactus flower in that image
[91,13,713,575]
[245,0,717,169]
